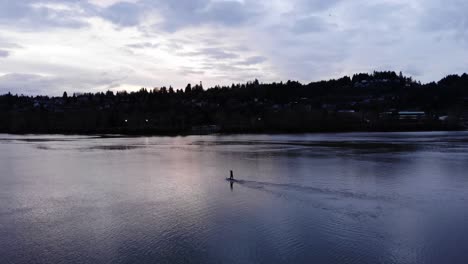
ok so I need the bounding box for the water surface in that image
[1,132,468,264]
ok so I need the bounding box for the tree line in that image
[0,71,467,134]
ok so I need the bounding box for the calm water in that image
[1,132,468,264]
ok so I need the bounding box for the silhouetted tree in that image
[0,71,465,134]
[185,83,192,93]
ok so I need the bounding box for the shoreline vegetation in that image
[1,71,467,135]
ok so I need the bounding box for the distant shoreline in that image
[1,126,465,137]
[2,71,467,136]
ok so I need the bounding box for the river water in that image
[1,132,468,264]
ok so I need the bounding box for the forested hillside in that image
[1,71,467,134]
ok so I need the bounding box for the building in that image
[397,111,426,120]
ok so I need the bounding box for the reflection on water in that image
[1,132,468,264]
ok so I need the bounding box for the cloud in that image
[290,15,332,34]
[0,0,90,29]
[100,1,142,27]
[179,66,205,76]
[126,42,159,49]
[238,56,267,65]
[0,50,9,58]
[182,47,240,60]
[155,0,257,31]
[88,0,139,8]
[0,73,59,95]
[0,42,22,49]
[405,66,423,77]
[94,0,261,31]
[296,0,343,12]
[418,0,468,41]
[1,0,468,95]
[201,0,258,26]
[0,71,124,95]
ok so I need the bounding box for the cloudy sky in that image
[0,0,467,95]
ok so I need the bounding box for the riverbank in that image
[1,124,465,136]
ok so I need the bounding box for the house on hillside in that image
[397,111,425,120]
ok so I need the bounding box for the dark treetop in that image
[1,71,467,134]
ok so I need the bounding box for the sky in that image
[0,0,467,95]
